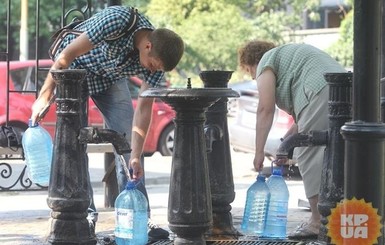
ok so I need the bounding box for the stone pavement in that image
[0,150,314,245]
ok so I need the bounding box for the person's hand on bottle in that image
[129,157,144,180]
[31,97,50,125]
[253,152,265,172]
[275,156,289,166]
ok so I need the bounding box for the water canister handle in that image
[270,160,284,176]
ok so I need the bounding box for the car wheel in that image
[158,124,174,156]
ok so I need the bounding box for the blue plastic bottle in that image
[264,167,289,238]
[241,174,270,236]
[21,119,53,185]
[115,180,148,245]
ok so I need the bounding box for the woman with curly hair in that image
[238,40,346,239]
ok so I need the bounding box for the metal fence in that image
[0,0,100,191]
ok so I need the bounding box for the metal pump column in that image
[200,70,240,239]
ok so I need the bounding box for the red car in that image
[0,60,175,156]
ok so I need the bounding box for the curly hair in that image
[238,40,276,70]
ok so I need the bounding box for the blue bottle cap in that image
[256,174,266,181]
[28,119,38,127]
[272,167,283,176]
[125,180,138,190]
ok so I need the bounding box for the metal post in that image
[317,72,352,243]
[381,78,385,122]
[341,0,385,244]
[200,71,239,239]
[103,153,119,208]
[168,101,212,244]
[47,69,96,244]
[352,1,381,121]
[103,0,123,208]
[141,84,238,244]
[382,0,385,122]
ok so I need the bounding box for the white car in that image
[229,90,300,177]
[227,80,256,117]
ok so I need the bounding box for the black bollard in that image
[381,78,385,123]
[341,0,385,244]
[141,84,238,244]
[317,72,352,243]
[47,69,97,244]
[199,70,240,239]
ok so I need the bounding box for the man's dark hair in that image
[149,28,184,71]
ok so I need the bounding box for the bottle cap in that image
[28,119,38,127]
[256,174,266,181]
[125,180,138,190]
[272,167,283,176]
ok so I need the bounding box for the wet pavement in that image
[0,150,315,245]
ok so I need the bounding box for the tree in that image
[144,0,328,86]
[1,0,352,84]
[0,0,105,60]
[326,0,354,67]
[145,0,254,86]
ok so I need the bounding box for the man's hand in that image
[31,97,51,125]
[129,157,144,180]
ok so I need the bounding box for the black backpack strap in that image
[50,20,84,41]
[106,7,138,41]
[48,7,139,59]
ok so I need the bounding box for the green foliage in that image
[145,0,254,87]
[145,0,333,86]
[0,0,354,84]
[326,9,353,67]
[122,0,150,10]
[0,0,105,60]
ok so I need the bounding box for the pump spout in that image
[204,124,223,153]
[78,127,131,155]
[276,130,328,158]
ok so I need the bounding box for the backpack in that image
[0,126,22,149]
[48,7,138,59]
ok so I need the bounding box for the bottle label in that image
[115,208,134,239]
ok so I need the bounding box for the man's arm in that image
[31,33,94,124]
[129,81,155,180]
[253,68,277,171]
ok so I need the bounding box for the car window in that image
[10,68,29,91]
[31,67,49,90]
[10,66,50,92]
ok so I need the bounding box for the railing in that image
[0,143,114,191]
[0,0,95,191]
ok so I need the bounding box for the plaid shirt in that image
[256,44,345,121]
[54,6,164,95]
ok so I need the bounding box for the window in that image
[10,68,29,91]
[10,66,50,93]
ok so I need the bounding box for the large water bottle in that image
[264,167,289,238]
[21,119,53,185]
[241,174,270,236]
[115,180,148,245]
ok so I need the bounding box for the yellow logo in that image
[327,197,382,245]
